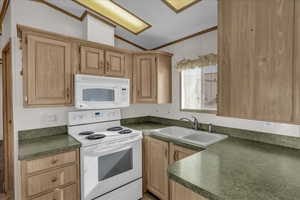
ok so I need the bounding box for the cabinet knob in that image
[51,159,58,165]
[51,177,58,182]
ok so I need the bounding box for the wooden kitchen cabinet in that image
[169,143,206,200]
[133,52,172,104]
[144,136,169,200]
[144,137,204,200]
[105,51,126,77]
[21,150,80,200]
[22,33,73,107]
[293,1,300,123]
[80,46,105,75]
[218,0,294,123]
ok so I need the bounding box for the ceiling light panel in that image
[163,0,201,12]
[73,0,151,34]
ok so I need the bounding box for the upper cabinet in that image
[80,46,105,75]
[133,52,172,104]
[218,0,295,123]
[18,25,172,107]
[80,47,127,78]
[22,34,73,106]
[105,51,126,77]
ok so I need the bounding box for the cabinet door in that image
[32,184,77,200]
[146,137,169,200]
[80,46,105,75]
[170,181,208,200]
[293,1,300,123]
[169,144,198,164]
[105,51,125,77]
[169,144,203,200]
[26,35,72,106]
[252,0,294,122]
[134,55,157,103]
[218,0,294,122]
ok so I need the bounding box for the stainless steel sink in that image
[152,126,228,148]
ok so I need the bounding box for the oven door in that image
[75,84,120,109]
[81,138,142,200]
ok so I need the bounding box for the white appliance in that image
[68,109,143,200]
[75,74,130,110]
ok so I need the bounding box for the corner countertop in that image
[125,121,300,200]
[168,137,300,200]
[19,134,81,160]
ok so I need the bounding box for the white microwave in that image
[75,74,130,110]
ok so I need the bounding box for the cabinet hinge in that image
[24,96,28,103]
[20,68,24,76]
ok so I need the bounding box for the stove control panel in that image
[68,109,121,126]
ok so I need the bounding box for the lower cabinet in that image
[144,136,208,200]
[144,136,169,200]
[20,150,80,200]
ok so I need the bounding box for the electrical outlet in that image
[42,114,58,125]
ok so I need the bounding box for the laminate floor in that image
[0,140,3,193]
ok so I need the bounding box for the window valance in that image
[176,53,217,71]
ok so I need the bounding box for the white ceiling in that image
[43,0,218,49]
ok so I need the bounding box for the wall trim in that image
[115,35,147,50]
[151,26,218,50]
[0,0,10,33]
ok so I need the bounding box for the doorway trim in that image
[2,39,14,199]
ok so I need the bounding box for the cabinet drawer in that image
[32,184,77,200]
[26,151,76,174]
[27,165,76,196]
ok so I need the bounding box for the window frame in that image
[179,71,217,114]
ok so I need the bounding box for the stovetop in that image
[67,109,142,147]
[68,124,142,147]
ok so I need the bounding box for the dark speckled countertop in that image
[168,137,300,200]
[125,121,300,200]
[19,127,81,160]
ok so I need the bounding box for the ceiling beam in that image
[151,26,217,50]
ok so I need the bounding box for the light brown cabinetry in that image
[105,51,126,77]
[23,34,73,106]
[80,46,105,75]
[218,0,295,123]
[144,136,206,200]
[133,53,172,104]
[21,150,80,200]
[80,47,126,77]
[18,25,172,107]
[169,144,207,200]
[144,136,169,200]
[293,1,300,123]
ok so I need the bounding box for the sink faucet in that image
[179,116,199,130]
[208,123,213,133]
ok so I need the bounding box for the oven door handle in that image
[87,136,141,156]
[94,145,132,156]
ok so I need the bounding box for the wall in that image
[147,30,300,137]
[83,14,115,45]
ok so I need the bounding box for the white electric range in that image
[68,109,143,200]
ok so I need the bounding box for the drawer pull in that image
[51,177,58,182]
[51,159,58,165]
